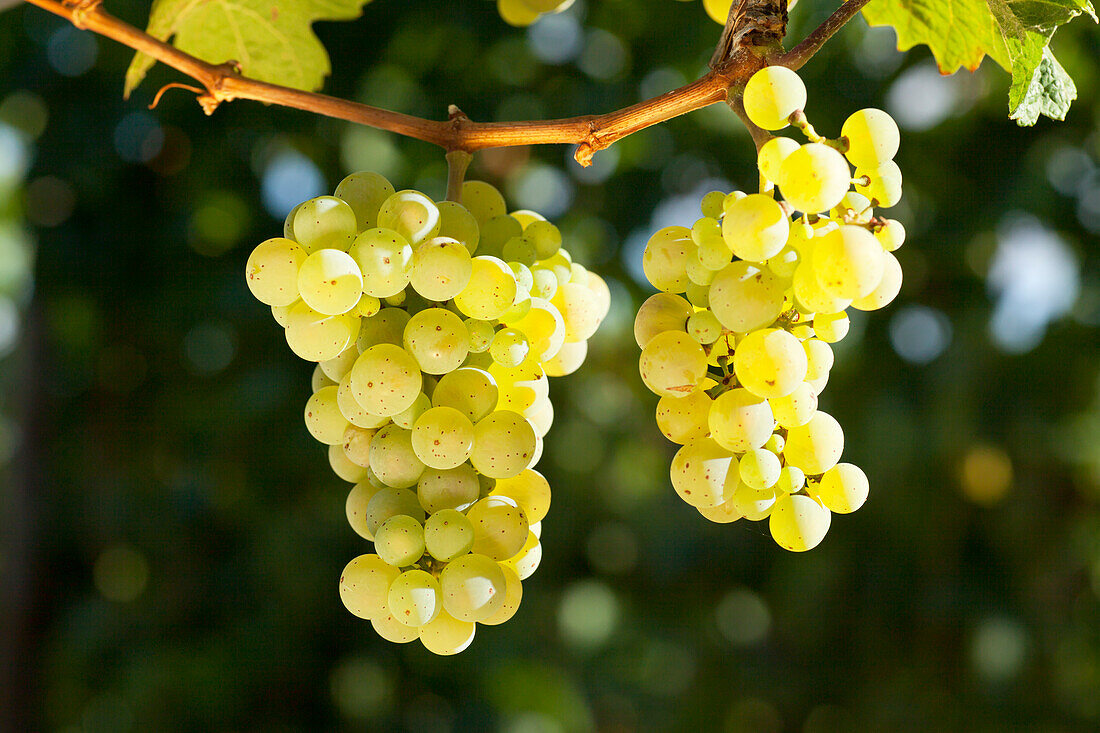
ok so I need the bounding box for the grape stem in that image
[24,0,869,165]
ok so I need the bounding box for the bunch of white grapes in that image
[496,0,574,27]
[244,172,609,654]
[636,64,905,552]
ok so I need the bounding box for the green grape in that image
[357,307,411,350]
[854,160,903,208]
[708,388,774,452]
[460,180,507,224]
[374,515,426,567]
[321,345,358,382]
[693,218,731,271]
[432,367,498,423]
[813,225,885,299]
[296,248,364,316]
[337,375,389,429]
[875,219,905,252]
[722,194,789,262]
[347,482,383,540]
[454,256,518,321]
[550,282,602,343]
[439,552,506,622]
[633,292,693,348]
[387,568,441,627]
[467,496,530,561]
[480,565,523,625]
[776,465,806,494]
[765,432,785,454]
[478,215,523,259]
[499,530,541,580]
[342,425,376,468]
[700,190,727,219]
[708,261,786,333]
[757,136,800,183]
[728,478,778,521]
[377,190,441,246]
[501,298,565,364]
[350,343,423,416]
[246,238,307,306]
[283,202,301,242]
[364,487,425,536]
[686,250,716,286]
[510,209,546,229]
[391,392,431,430]
[355,293,381,318]
[510,262,535,300]
[685,281,710,309]
[339,554,400,619]
[418,464,481,513]
[739,448,782,490]
[436,200,481,253]
[769,381,818,428]
[523,220,562,259]
[411,406,475,470]
[803,338,834,381]
[329,443,370,483]
[687,310,723,345]
[304,385,350,445]
[285,302,358,362]
[769,493,831,552]
[777,143,851,214]
[293,196,357,253]
[272,302,296,327]
[811,462,869,513]
[409,236,473,302]
[742,65,807,131]
[334,171,395,231]
[656,388,713,444]
[643,226,694,293]
[490,328,530,368]
[464,318,495,354]
[369,424,426,489]
[349,228,413,298]
[531,267,559,300]
[851,250,902,311]
[733,328,808,399]
[491,469,551,524]
[471,410,538,479]
[424,508,475,562]
[403,307,470,375]
[784,411,844,475]
[372,611,419,643]
[418,610,476,656]
[543,340,587,377]
[792,260,852,314]
[638,330,708,398]
[841,108,900,169]
[502,235,537,266]
[767,245,800,279]
[697,500,743,524]
[523,395,554,438]
[670,437,736,508]
[313,360,339,390]
[812,311,850,343]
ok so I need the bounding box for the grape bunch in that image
[636,65,905,552]
[496,0,574,27]
[244,172,609,653]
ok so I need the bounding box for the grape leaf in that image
[124,0,374,99]
[863,0,1097,124]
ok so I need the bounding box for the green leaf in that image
[124,0,374,99]
[863,0,1096,124]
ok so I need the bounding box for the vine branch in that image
[23,0,869,164]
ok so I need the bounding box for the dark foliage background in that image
[1,1,1099,730]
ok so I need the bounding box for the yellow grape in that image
[655,388,713,444]
[783,411,844,475]
[638,330,708,398]
[643,226,694,292]
[811,462,869,513]
[777,143,851,214]
[812,225,885,300]
[722,193,790,262]
[733,328,809,399]
[708,388,774,452]
[670,437,736,508]
[757,136,800,184]
[246,238,306,306]
[708,261,786,333]
[851,250,903,311]
[769,493,831,552]
[350,343,423,417]
[339,554,399,620]
[841,108,900,169]
[742,65,807,131]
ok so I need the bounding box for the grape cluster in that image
[245,172,608,653]
[636,65,905,552]
[496,0,574,27]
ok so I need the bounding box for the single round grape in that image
[722,193,790,262]
[321,345,359,382]
[467,496,530,561]
[784,411,844,475]
[733,328,808,399]
[391,392,431,431]
[480,565,523,625]
[403,307,470,375]
[284,302,358,362]
[523,219,562,259]
[813,225,885,299]
[855,160,903,208]
[357,307,410,350]
[792,261,852,314]
[293,196,357,253]
[812,312,850,343]
[371,610,419,643]
[329,443,370,483]
[343,425,376,468]
[349,227,413,298]
[460,181,507,224]
[697,499,743,524]
[377,189,441,246]
[739,448,782,489]
[770,381,819,429]
[708,261,786,333]
[418,610,476,655]
[686,252,716,286]
[297,248,364,316]
[777,143,851,214]
[490,328,531,368]
[709,388,774,453]
[478,215,523,259]
[369,425,426,489]
[875,219,906,252]
[304,385,349,445]
[424,508,475,562]
[439,553,506,622]
[634,293,692,348]
[728,478,778,521]
[742,65,807,131]
[409,236,473,301]
[502,234,537,265]
[334,171,395,231]
[812,462,869,513]
[417,464,481,514]
[374,515,426,567]
[350,343,423,417]
[432,367,498,423]
[411,406,475,470]
[436,200,481,253]
[639,331,708,398]
[670,437,736,508]
[531,267,559,300]
[465,318,495,353]
[769,493,831,552]
[803,339,834,381]
[364,487,425,536]
[471,411,537,479]
[551,282,602,343]
[339,554,399,620]
[491,469,551,524]
[386,568,441,628]
[337,376,388,429]
[271,302,296,327]
[841,108,900,169]
[693,218,731,271]
[655,389,713,444]
[499,530,541,580]
[246,238,307,306]
[510,262,535,299]
[543,339,587,377]
[699,190,727,219]
[347,482,383,540]
[776,465,806,494]
[642,226,694,292]
[454,256,518,321]
[851,250,902,311]
[757,136,800,183]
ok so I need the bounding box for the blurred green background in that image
[1,0,1099,730]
